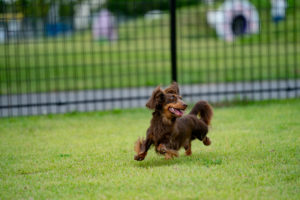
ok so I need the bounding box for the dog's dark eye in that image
[170,96,176,101]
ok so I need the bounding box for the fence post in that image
[170,0,177,82]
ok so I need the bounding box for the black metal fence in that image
[0,0,299,117]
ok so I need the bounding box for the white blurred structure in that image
[203,0,215,5]
[144,10,163,20]
[74,3,91,30]
[92,9,117,41]
[74,0,107,30]
[0,27,5,43]
[207,0,260,41]
[271,0,287,23]
[48,3,60,24]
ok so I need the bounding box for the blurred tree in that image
[106,0,201,16]
[0,0,6,14]
[0,0,84,18]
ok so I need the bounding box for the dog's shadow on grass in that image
[133,151,224,168]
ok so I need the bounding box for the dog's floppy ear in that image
[164,82,179,95]
[146,86,165,109]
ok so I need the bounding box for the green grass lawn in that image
[0,99,299,199]
[1,3,299,94]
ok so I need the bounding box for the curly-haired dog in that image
[134,82,213,161]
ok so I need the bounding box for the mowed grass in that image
[0,99,299,199]
[0,3,300,94]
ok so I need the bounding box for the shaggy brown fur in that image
[134,82,213,161]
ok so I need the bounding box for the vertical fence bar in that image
[204,4,211,102]
[79,3,88,112]
[169,0,177,82]
[284,1,288,99]
[267,3,272,99]
[250,7,254,100]
[133,10,141,107]
[187,6,193,99]
[293,1,298,97]
[275,6,280,99]
[13,6,22,115]
[258,1,263,100]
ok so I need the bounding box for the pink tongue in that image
[175,109,183,116]
[169,107,184,116]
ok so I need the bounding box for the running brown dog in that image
[134,82,213,161]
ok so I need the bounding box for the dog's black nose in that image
[183,104,188,108]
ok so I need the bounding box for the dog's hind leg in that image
[192,119,211,146]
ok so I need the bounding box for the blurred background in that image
[0,0,299,117]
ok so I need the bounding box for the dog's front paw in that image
[185,149,192,156]
[134,153,146,161]
[203,136,211,146]
[157,144,167,154]
[134,155,144,161]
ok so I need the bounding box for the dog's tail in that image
[189,101,213,125]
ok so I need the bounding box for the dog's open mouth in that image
[169,107,185,117]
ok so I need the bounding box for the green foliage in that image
[249,0,271,8]
[106,0,201,16]
[0,0,6,13]
[16,0,49,18]
[59,2,76,17]
[0,0,83,17]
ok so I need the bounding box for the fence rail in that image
[0,0,299,117]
